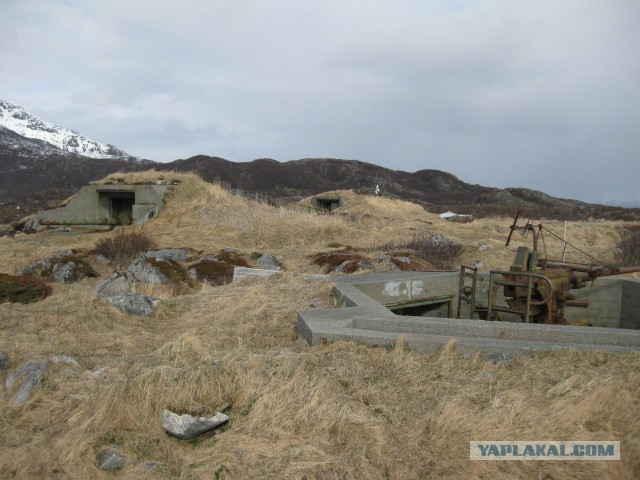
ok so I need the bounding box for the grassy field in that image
[1,171,638,479]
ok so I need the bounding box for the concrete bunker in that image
[298,271,640,356]
[25,183,169,230]
[312,196,343,213]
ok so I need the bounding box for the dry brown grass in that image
[1,172,639,479]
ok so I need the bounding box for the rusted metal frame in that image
[457,264,478,319]
[487,270,554,322]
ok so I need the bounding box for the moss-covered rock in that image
[188,260,235,286]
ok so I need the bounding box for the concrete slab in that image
[297,271,640,356]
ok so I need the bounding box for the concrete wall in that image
[348,271,636,329]
[566,278,622,328]
[621,280,640,330]
[28,184,168,227]
[298,272,640,356]
[351,272,459,305]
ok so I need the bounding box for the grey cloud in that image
[1,0,638,204]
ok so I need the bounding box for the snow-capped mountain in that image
[0,99,133,159]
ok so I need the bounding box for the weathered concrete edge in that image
[297,275,640,355]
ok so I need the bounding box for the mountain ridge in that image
[1,102,639,225]
[0,99,136,160]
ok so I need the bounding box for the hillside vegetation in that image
[1,171,639,479]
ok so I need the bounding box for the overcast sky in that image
[1,1,638,205]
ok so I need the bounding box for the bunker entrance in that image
[105,192,135,225]
[386,295,453,318]
[313,197,342,213]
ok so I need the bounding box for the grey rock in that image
[95,272,135,298]
[232,267,280,281]
[127,258,173,285]
[161,409,229,440]
[478,243,488,252]
[394,256,411,264]
[88,368,108,378]
[489,352,513,366]
[334,260,352,273]
[12,373,44,405]
[20,258,51,276]
[138,461,159,471]
[256,252,281,271]
[0,352,8,370]
[95,254,110,264]
[5,357,46,390]
[222,247,239,254]
[142,249,188,262]
[105,293,160,316]
[309,298,322,308]
[480,372,497,381]
[357,260,374,270]
[52,261,76,283]
[54,249,74,259]
[50,355,80,367]
[22,217,46,232]
[377,254,391,263]
[427,234,449,246]
[98,446,127,471]
[187,268,198,280]
[384,261,400,271]
[5,358,47,405]
[474,260,484,269]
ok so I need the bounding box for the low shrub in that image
[94,227,156,272]
[613,225,640,266]
[380,233,463,270]
[0,273,53,304]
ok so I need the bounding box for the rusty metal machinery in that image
[483,212,640,324]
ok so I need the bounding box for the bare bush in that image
[613,226,640,266]
[584,226,598,248]
[380,233,463,270]
[94,227,156,271]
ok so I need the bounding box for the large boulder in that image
[105,293,160,316]
[127,257,192,289]
[51,261,76,283]
[127,258,174,285]
[161,410,229,440]
[95,272,136,298]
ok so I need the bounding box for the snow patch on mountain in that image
[0,99,133,159]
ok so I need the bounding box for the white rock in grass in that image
[162,410,229,440]
[105,293,159,316]
[98,446,127,471]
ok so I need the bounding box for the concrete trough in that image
[297,271,640,356]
